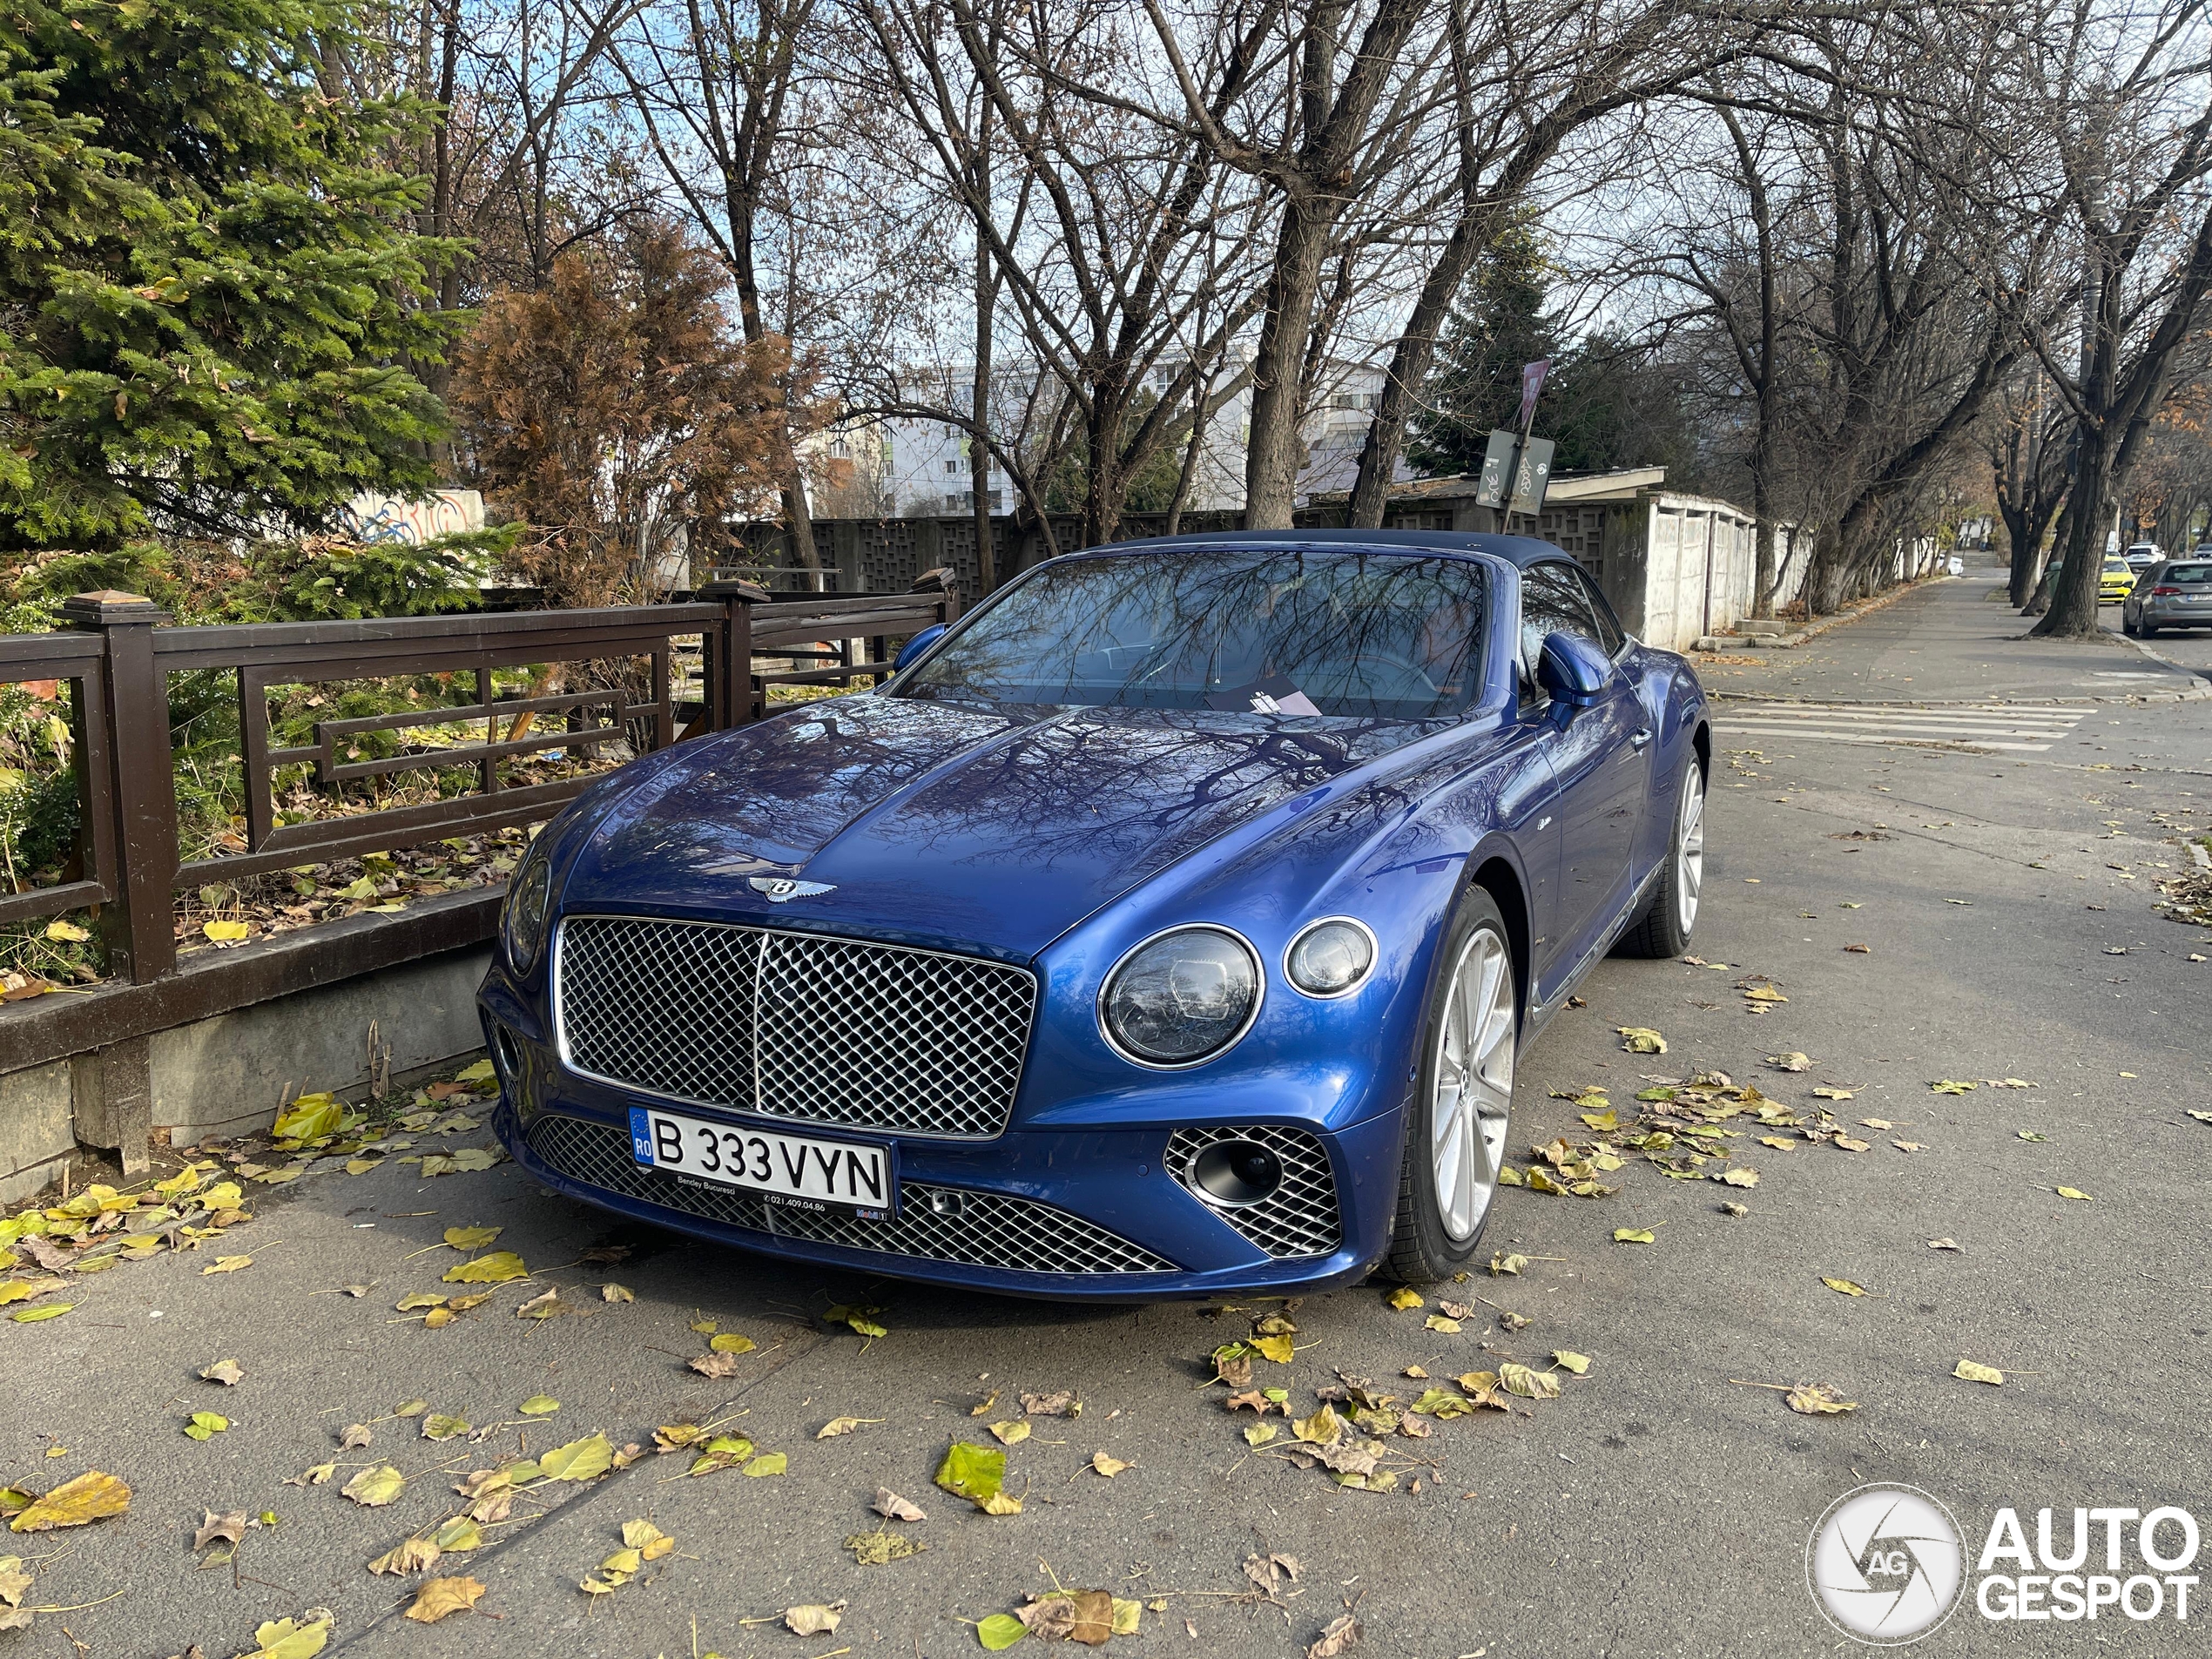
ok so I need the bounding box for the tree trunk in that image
[2031,432,2113,637]
[968,115,998,594]
[1346,213,1480,528]
[1244,199,1330,529]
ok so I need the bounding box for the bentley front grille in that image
[1165,1123,1343,1259]
[525,1114,1177,1277]
[555,914,1036,1139]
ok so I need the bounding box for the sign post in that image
[1479,361,1554,530]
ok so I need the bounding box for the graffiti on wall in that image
[339,490,486,545]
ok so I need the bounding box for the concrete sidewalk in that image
[1694,571,2207,705]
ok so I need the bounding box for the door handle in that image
[1629,728,1653,751]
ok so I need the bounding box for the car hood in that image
[561,694,1442,958]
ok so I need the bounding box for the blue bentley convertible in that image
[478,530,1710,1295]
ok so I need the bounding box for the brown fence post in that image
[698,578,768,727]
[62,590,177,984]
[908,567,961,647]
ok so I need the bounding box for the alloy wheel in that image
[1430,927,1515,1242]
[1676,772,1706,932]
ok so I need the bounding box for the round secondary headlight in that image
[502,846,553,972]
[1100,927,1262,1067]
[1283,918,1376,998]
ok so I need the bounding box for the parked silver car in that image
[2122,560,2212,636]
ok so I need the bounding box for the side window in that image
[1517,564,1603,690]
[1568,565,1628,655]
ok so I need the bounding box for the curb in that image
[2112,625,2212,688]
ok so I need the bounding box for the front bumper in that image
[481,986,1405,1301]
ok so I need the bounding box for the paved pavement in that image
[8,577,2212,1659]
[1698,566,2208,705]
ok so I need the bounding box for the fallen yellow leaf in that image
[8,1470,130,1532]
[405,1575,487,1623]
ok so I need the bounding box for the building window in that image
[943,458,962,474]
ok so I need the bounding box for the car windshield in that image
[894,547,1487,719]
[2162,563,2212,584]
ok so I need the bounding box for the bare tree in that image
[860,0,1276,546]
[1988,369,2072,605]
[1341,0,1744,534]
[2012,1,2212,637]
[611,0,831,571]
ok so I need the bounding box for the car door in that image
[1519,562,1647,1004]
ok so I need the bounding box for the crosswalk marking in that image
[1713,700,2091,753]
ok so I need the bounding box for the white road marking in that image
[1714,701,2091,752]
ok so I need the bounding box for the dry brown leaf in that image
[192,1509,247,1550]
[404,1575,486,1623]
[872,1488,926,1522]
[784,1603,844,1636]
[369,1537,442,1575]
[1784,1383,1858,1415]
[1307,1613,1363,1657]
[1089,1451,1131,1478]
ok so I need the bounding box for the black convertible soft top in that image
[1112,527,1571,569]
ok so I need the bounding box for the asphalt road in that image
[8,574,2211,1659]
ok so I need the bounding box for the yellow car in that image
[2101,557,2137,603]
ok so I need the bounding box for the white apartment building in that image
[806,356,1407,519]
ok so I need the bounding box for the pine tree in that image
[1409,221,1695,481]
[1406,221,1561,477]
[0,0,460,550]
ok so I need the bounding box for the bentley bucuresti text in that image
[478,530,1711,1297]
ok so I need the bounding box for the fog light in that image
[1190,1139,1282,1207]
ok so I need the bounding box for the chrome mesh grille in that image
[556,915,1036,1139]
[525,1114,1176,1276]
[1165,1124,1342,1258]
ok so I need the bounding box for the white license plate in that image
[628,1107,894,1216]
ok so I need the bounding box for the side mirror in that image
[1536,631,1612,705]
[893,623,948,672]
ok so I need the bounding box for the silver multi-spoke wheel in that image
[1676,772,1706,934]
[1430,927,1516,1242]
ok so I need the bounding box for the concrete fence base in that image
[0,946,491,1204]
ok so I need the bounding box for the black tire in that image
[2142,621,2161,637]
[2122,612,2139,636]
[1386,887,1514,1284]
[1615,749,1706,960]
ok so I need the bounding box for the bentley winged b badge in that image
[749,875,836,902]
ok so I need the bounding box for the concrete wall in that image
[150,948,494,1139]
[0,1060,73,1207]
[0,946,492,1204]
[1612,494,1762,652]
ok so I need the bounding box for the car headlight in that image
[502,846,553,972]
[1283,917,1377,998]
[1099,926,1262,1067]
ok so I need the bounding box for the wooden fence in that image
[0,576,959,1156]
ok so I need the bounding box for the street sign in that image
[1518,360,1551,428]
[1476,429,1518,507]
[1508,436,1554,515]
